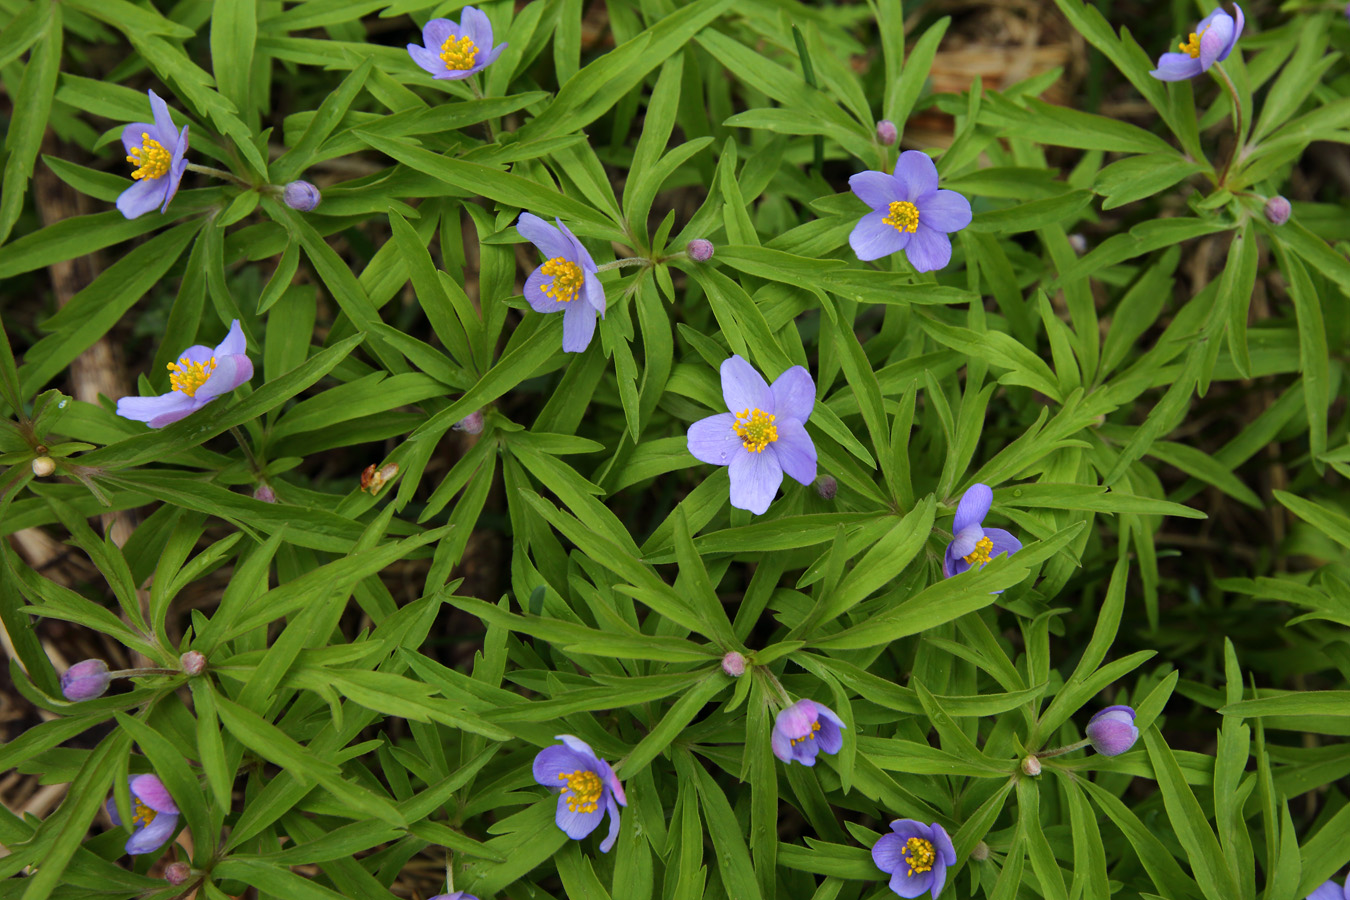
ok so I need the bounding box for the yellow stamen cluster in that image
[127,133,171,180]
[883,200,920,234]
[541,257,584,303]
[904,837,936,876]
[440,34,479,70]
[790,720,821,746]
[1179,28,1207,59]
[131,798,158,828]
[167,356,217,397]
[733,408,778,453]
[963,536,994,567]
[559,769,603,814]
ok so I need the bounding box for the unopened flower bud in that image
[283,180,321,212]
[32,456,56,476]
[1264,195,1291,226]
[971,840,990,861]
[164,862,191,886]
[253,484,276,503]
[1020,755,1042,776]
[1086,705,1139,756]
[1068,233,1088,254]
[180,651,207,676]
[61,659,111,701]
[876,119,897,146]
[454,410,484,434]
[686,239,715,262]
[721,651,747,677]
[816,474,837,500]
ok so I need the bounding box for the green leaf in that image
[1143,728,1239,900]
[0,6,62,244]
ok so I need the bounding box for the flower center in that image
[903,837,935,876]
[733,408,778,453]
[790,720,820,746]
[131,798,158,828]
[440,34,479,70]
[963,536,994,567]
[1179,27,1207,59]
[883,200,919,233]
[541,257,584,303]
[558,769,603,814]
[127,133,171,180]
[167,356,217,397]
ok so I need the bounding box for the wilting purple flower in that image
[942,483,1022,578]
[283,180,320,211]
[1086,705,1139,756]
[454,410,484,434]
[687,238,715,261]
[687,356,816,515]
[816,474,837,500]
[1308,877,1350,900]
[407,6,506,80]
[1149,4,1244,81]
[876,119,898,146]
[872,819,956,899]
[532,735,626,852]
[61,659,110,701]
[116,320,253,428]
[118,90,189,220]
[517,213,605,353]
[848,150,972,272]
[1264,195,1291,226]
[106,774,179,855]
[772,699,845,766]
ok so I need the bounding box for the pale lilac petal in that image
[889,867,933,899]
[423,18,456,49]
[1308,883,1343,900]
[407,43,444,76]
[1199,12,1235,70]
[194,355,252,401]
[598,794,621,853]
[928,860,948,899]
[729,450,782,515]
[930,823,956,866]
[131,775,178,814]
[556,734,600,763]
[848,170,903,209]
[1150,53,1203,81]
[517,213,572,260]
[949,524,984,561]
[849,208,908,262]
[162,126,189,212]
[178,344,216,365]
[771,420,816,486]
[532,745,592,786]
[556,219,597,270]
[459,6,492,49]
[524,266,564,313]
[215,320,246,356]
[1223,5,1244,60]
[872,832,906,874]
[583,271,605,315]
[147,90,177,149]
[918,189,972,234]
[554,794,605,839]
[942,544,970,579]
[480,42,508,66]
[720,356,773,416]
[687,413,741,466]
[116,394,196,427]
[953,483,992,532]
[596,758,626,806]
[561,302,596,353]
[893,150,938,201]
[815,713,843,754]
[768,366,814,423]
[904,225,953,273]
[777,700,815,739]
[771,725,793,762]
[116,178,166,220]
[125,811,177,855]
[106,796,123,827]
[983,527,1022,560]
[122,123,156,155]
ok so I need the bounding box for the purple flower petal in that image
[423,18,456,50]
[849,208,909,262]
[596,758,626,806]
[116,394,199,428]
[942,547,969,579]
[554,793,605,839]
[598,793,621,853]
[459,6,491,50]
[771,419,816,486]
[106,796,123,826]
[556,219,597,271]
[532,744,593,786]
[1223,5,1244,61]
[983,527,1022,560]
[720,355,773,416]
[904,225,953,273]
[116,178,166,220]
[194,355,250,402]
[953,484,992,532]
[928,859,948,899]
[768,365,814,423]
[480,42,508,66]
[147,90,177,149]
[872,832,906,874]
[561,302,596,352]
[517,213,573,260]
[524,265,564,313]
[216,320,247,356]
[131,775,178,813]
[815,711,843,754]
[1308,882,1343,900]
[687,413,741,466]
[583,270,605,315]
[771,725,793,763]
[893,150,938,201]
[125,810,177,855]
[1150,52,1203,81]
[848,170,903,210]
[121,122,155,155]
[728,449,782,515]
[918,189,972,234]
[407,43,444,76]
[1199,11,1235,70]
[161,125,189,212]
[949,525,984,562]
[556,734,600,762]
[888,866,933,899]
[930,822,956,866]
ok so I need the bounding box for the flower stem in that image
[758,668,793,708]
[229,425,262,475]
[107,667,182,678]
[1037,738,1092,759]
[185,162,252,190]
[595,257,652,273]
[1212,63,1245,186]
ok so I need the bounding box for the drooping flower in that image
[407,7,507,81]
[1149,4,1244,81]
[117,90,189,220]
[771,699,845,766]
[61,659,111,701]
[106,774,179,855]
[942,483,1022,578]
[872,819,957,900]
[1086,705,1139,756]
[517,213,606,353]
[848,150,972,272]
[687,356,817,515]
[1308,877,1350,900]
[532,735,626,853]
[116,320,253,428]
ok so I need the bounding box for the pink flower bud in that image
[686,239,715,262]
[454,410,484,434]
[876,119,897,146]
[1086,705,1139,756]
[1020,755,1042,776]
[283,180,321,212]
[164,862,191,886]
[721,651,746,677]
[253,484,276,503]
[816,475,837,500]
[180,651,207,676]
[1264,195,1291,226]
[31,456,55,476]
[61,659,111,701]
